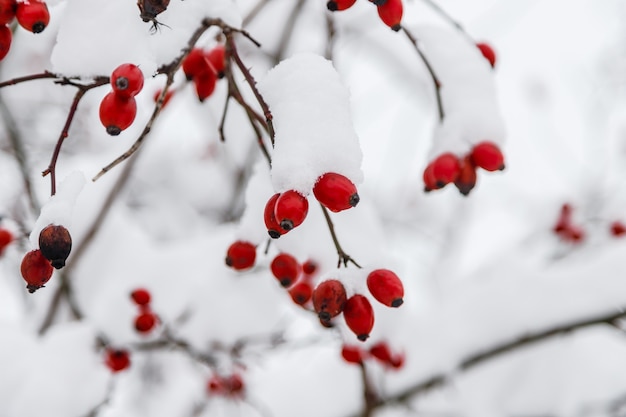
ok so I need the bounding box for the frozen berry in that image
[274,190,308,232]
[38,224,72,269]
[313,172,359,213]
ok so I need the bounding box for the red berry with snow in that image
[274,190,309,232]
[288,281,313,305]
[111,63,144,98]
[134,310,157,333]
[376,0,403,31]
[313,172,360,213]
[0,0,16,25]
[366,268,404,307]
[341,344,365,364]
[130,288,151,306]
[470,141,505,171]
[16,0,49,33]
[225,240,256,270]
[431,153,461,187]
[38,224,72,269]
[0,227,13,255]
[105,348,131,373]
[20,249,53,293]
[270,253,301,287]
[343,294,375,341]
[327,0,356,11]
[476,42,496,68]
[99,91,137,136]
[312,279,347,322]
[264,193,285,239]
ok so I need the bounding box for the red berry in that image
[476,42,496,68]
[377,0,403,31]
[611,221,626,237]
[270,253,301,288]
[470,141,505,172]
[366,268,404,308]
[422,162,439,192]
[182,48,212,80]
[264,193,285,239]
[313,172,359,213]
[288,281,313,305]
[134,310,157,333]
[225,240,256,270]
[207,375,224,394]
[153,88,175,108]
[389,353,405,369]
[20,249,53,293]
[206,45,226,78]
[327,0,356,11]
[343,294,375,341]
[369,341,393,364]
[454,156,477,196]
[553,203,572,235]
[563,226,585,243]
[38,224,72,269]
[0,227,13,256]
[302,259,318,276]
[193,71,217,102]
[341,344,365,364]
[312,279,347,322]
[0,24,11,61]
[105,348,131,373]
[99,91,137,136]
[111,63,144,98]
[274,190,309,231]
[130,288,151,306]
[16,0,49,33]
[0,0,16,25]
[225,373,244,396]
[431,153,461,187]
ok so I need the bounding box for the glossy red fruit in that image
[470,141,505,171]
[302,259,318,276]
[99,92,137,136]
[135,310,157,333]
[182,48,211,80]
[264,193,284,239]
[610,221,626,237]
[16,0,49,33]
[130,288,151,306]
[454,156,477,196]
[341,344,365,364]
[312,279,347,322]
[111,63,144,98]
[0,0,16,25]
[366,268,404,308]
[0,227,13,255]
[225,240,256,270]
[270,253,301,288]
[105,348,131,372]
[327,0,356,11]
[193,71,217,102]
[313,172,360,213]
[38,224,72,269]
[275,190,309,231]
[431,153,461,187]
[369,341,393,364]
[476,42,496,68]
[377,0,402,31]
[288,281,313,305]
[343,294,375,341]
[20,249,53,293]
[206,45,226,78]
[0,25,11,61]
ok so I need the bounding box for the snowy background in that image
[0,0,626,416]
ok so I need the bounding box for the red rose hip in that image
[367,268,404,307]
[0,227,13,255]
[264,193,284,239]
[225,240,256,270]
[38,224,72,269]
[270,253,301,287]
[20,249,53,293]
[105,348,131,372]
[470,141,505,172]
[312,279,347,322]
[343,294,375,341]
[313,172,360,213]
[327,0,356,11]
[16,0,49,33]
[134,310,157,333]
[99,92,137,136]
[111,63,144,98]
[0,0,16,25]
[377,0,403,31]
[130,288,151,306]
[274,190,308,232]
[341,344,365,364]
[476,42,496,68]
[0,24,11,61]
[288,281,313,305]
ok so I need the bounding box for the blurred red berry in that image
[270,253,301,287]
[0,24,11,61]
[369,341,393,364]
[366,268,404,308]
[610,221,626,237]
[454,156,477,196]
[153,88,175,108]
[341,344,365,364]
[193,71,217,102]
[470,141,505,172]
[16,0,49,33]
[206,44,226,78]
[0,0,16,25]
[327,0,356,11]
[0,227,13,255]
[274,190,309,232]
[302,259,318,276]
[422,161,439,192]
[476,42,496,68]
[20,249,53,293]
[343,294,375,341]
[182,48,212,80]
[288,280,313,305]
[105,348,131,373]
[225,240,256,270]
[312,279,347,322]
[313,172,360,213]
[431,153,461,188]
[134,310,157,333]
[130,288,151,306]
[377,0,403,31]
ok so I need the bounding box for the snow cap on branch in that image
[258,53,363,195]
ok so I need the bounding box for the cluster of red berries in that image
[264,172,359,239]
[341,340,404,369]
[476,42,496,68]
[207,372,245,398]
[327,0,403,32]
[313,268,404,341]
[0,226,14,256]
[20,224,72,293]
[270,253,319,305]
[130,288,158,334]
[423,141,505,195]
[104,347,131,373]
[0,0,49,60]
[99,63,144,136]
[182,44,226,102]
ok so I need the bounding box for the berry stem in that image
[358,362,378,417]
[320,203,361,268]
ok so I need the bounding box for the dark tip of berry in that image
[280,219,294,231]
[499,164,506,171]
[372,0,387,5]
[318,311,331,321]
[51,259,66,269]
[357,334,369,341]
[280,278,292,287]
[391,24,402,32]
[295,296,306,305]
[268,229,281,239]
[185,74,193,81]
[349,193,360,207]
[424,186,432,192]
[32,22,46,34]
[435,180,445,188]
[225,257,233,267]
[326,1,338,11]
[106,126,122,136]
[391,298,404,308]
[26,284,42,293]
[115,77,129,91]
[217,71,225,79]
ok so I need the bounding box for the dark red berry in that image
[453,156,477,196]
[270,253,301,287]
[16,0,49,33]
[274,190,308,231]
[264,193,285,239]
[431,153,461,187]
[207,375,223,394]
[470,141,505,171]
[0,0,16,25]
[327,0,356,11]
[369,341,393,364]
[0,25,11,61]
[343,294,375,341]
[193,71,217,102]
[377,0,402,31]
[366,268,404,308]
[302,259,318,276]
[99,91,137,136]
[611,221,626,237]
[153,88,175,109]
[111,63,144,98]
[476,42,496,68]
[341,344,365,364]
[225,240,256,270]
[225,373,244,396]
[206,45,226,78]
[182,48,212,80]
[313,172,359,213]
[20,249,53,293]
[553,203,572,235]
[0,227,13,256]
[38,224,72,269]
[134,311,157,333]
[288,281,313,305]
[422,162,439,192]
[105,348,131,372]
[130,288,151,306]
[312,279,347,322]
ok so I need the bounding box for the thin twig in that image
[242,0,273,27]
[320,203,361,268]
[0,71,59,88]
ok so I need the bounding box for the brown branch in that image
[320,203,361,268]
[358,362,378,417]
[401,25,444,122]
[242,0,273,27]
[0,71,60,88]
